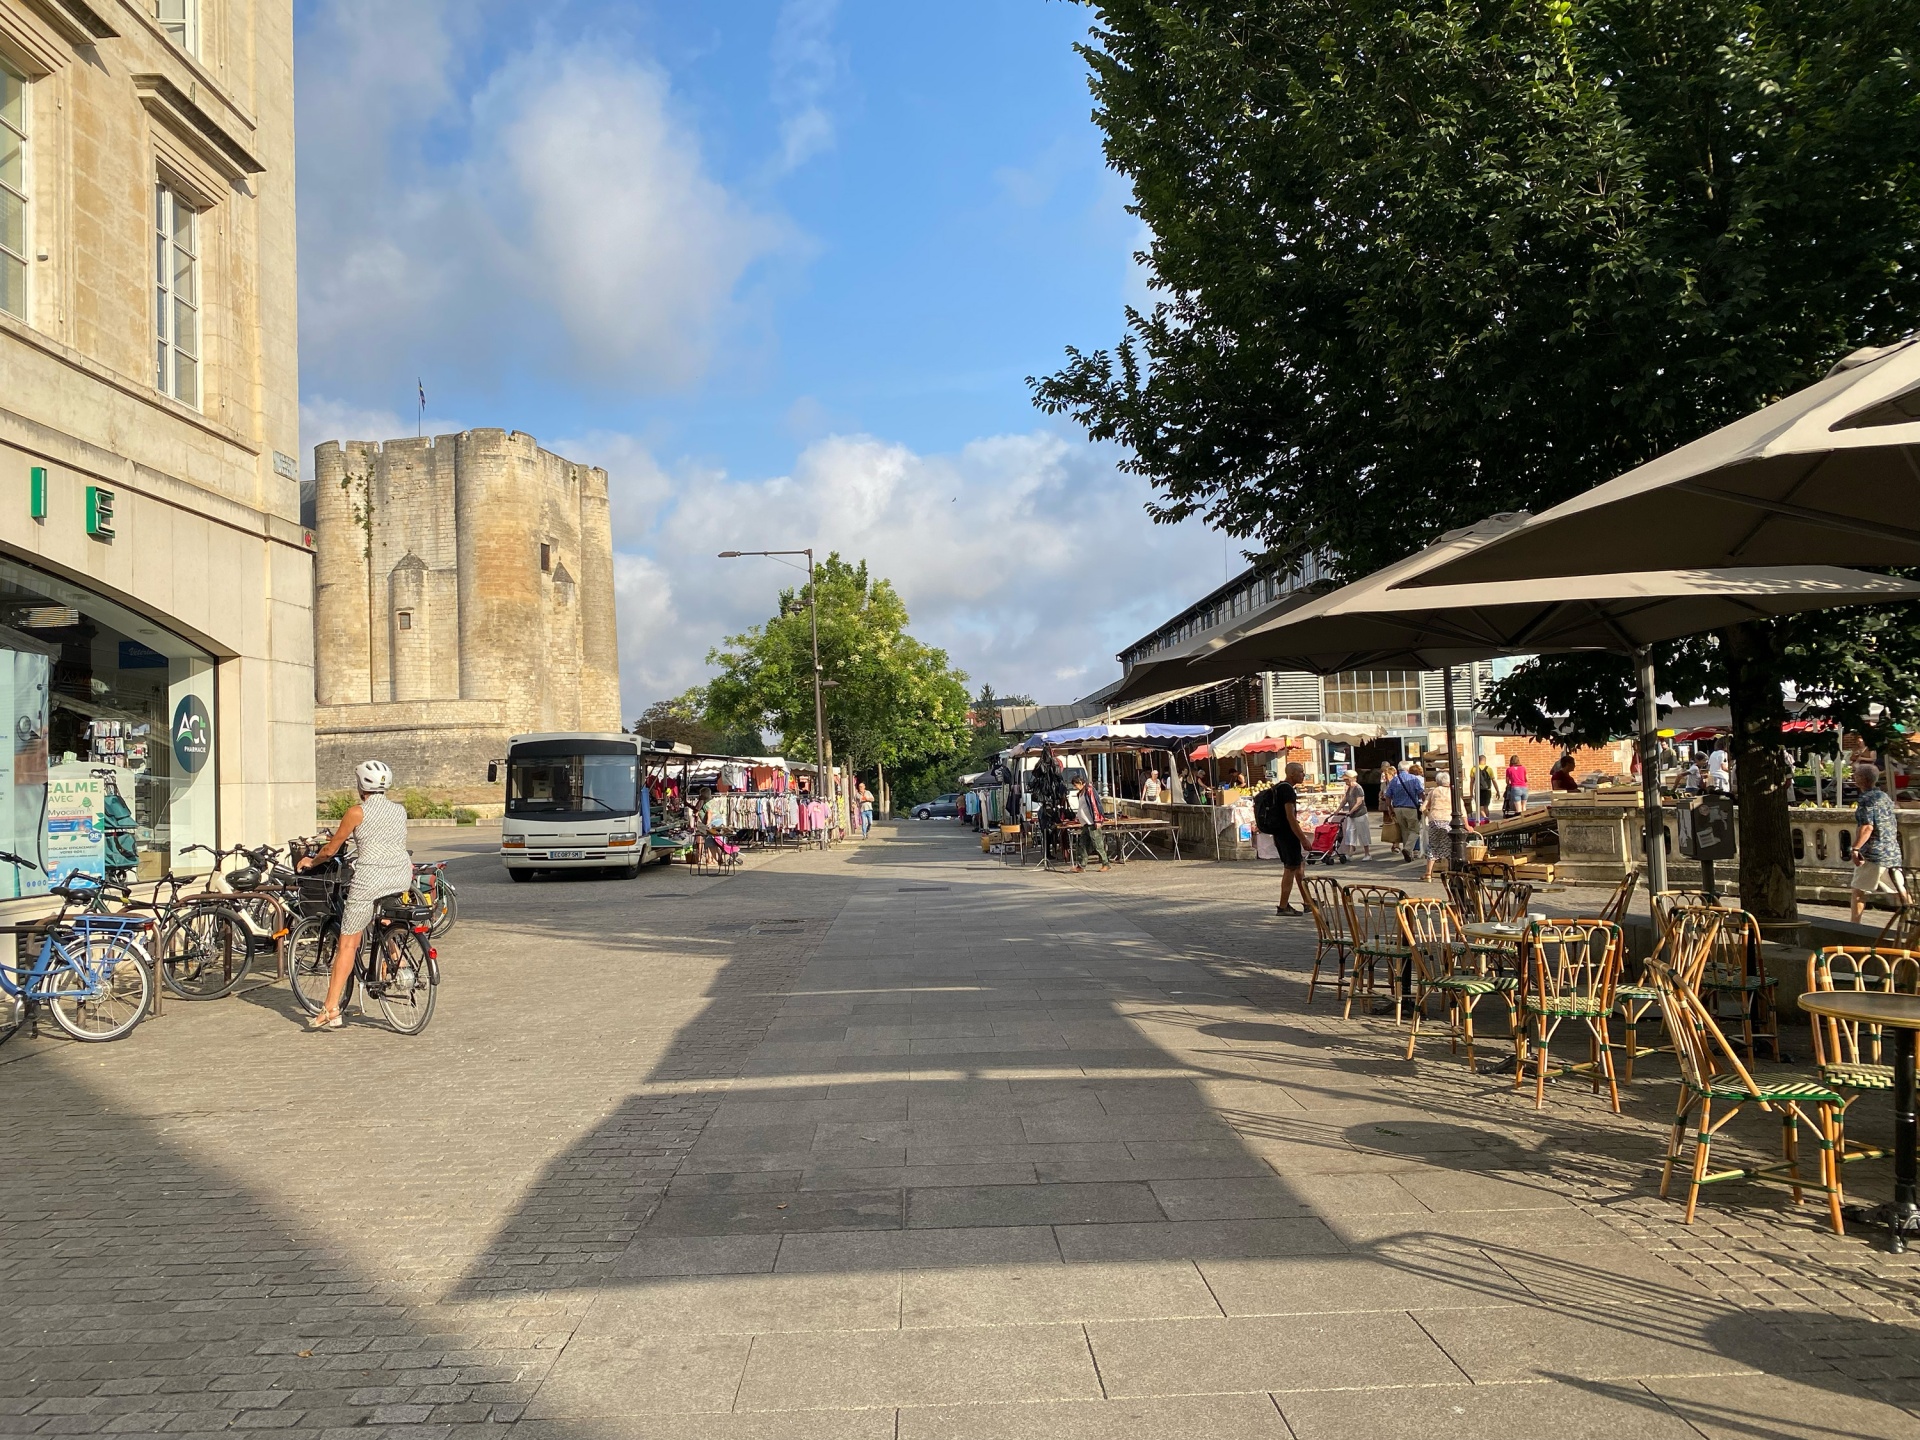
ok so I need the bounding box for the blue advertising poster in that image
[45,763,107,888]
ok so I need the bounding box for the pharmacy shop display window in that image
[0,555,216,898]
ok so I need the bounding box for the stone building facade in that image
[0,0,310,899]
[311,430,620,792]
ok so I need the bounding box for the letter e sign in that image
[85,486,115,540]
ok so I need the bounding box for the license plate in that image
[551,850,585,860]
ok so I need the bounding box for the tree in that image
[632,687,764,756]
[894,684,1041,805]
[704,555,973,782]
[1035,0,1920,919]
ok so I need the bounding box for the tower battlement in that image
[311,429,620,791]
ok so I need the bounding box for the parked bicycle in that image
[0,854,153,1044]
[413,860,457,937]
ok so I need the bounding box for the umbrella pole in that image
[1443,666,1466,871]
[1635,647,1668,907]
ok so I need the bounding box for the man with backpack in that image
[1257,762,1312,914]
[1385,760,1426,863]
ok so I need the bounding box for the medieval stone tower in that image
[311,430,621,792]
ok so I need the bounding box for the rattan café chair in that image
[1649,957,1846,1233]
[1807,946,1920,1167]
[1399,898,1500,1067]
[1616,905,1724,1084]
[1302,875,1353,1006]
[1341,885,1409,1020]
[1515,919,1625,1112]
[1698,908,1780,1063]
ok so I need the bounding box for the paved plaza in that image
[3,822,1920,1438]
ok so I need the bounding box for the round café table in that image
[1800,991,1920,1252]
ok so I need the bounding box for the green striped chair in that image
[1399,898,1499,1067]
[1807,946,1920,1167]
[1302,875,1352,1006]
[1697,909,1780,1063]
[1616,903,1724,1083]
[1515,920,1624,1112]
[1340,884,1408,1020]
[1649,957,1846,1233]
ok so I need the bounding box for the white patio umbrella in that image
[1158,560,1920,892]
[1414,333,1920,586]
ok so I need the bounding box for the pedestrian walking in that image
[1421,768,1456,881]
[1259,761,1312,912]
[1849,762,1908,921]
[1474,757,1500,825]
[1141,769,1164,803]
[1504,757,1529,816]
[1384,760,1425,863]
[295,759,414,1032]
[1069,775,1112,872]
[857,780,875,837]
[1336,770,1371,859]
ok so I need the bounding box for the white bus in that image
[490,732,654,881]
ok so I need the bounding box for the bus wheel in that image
[509,869,534,884]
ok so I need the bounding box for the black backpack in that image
[1253,785,1285,835]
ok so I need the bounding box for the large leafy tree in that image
[704,555,973,782]
[1035,0,1920,918]
[631,687,765,757]
[892,685,1040,806]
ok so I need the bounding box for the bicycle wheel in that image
[428,879,457,937]
[374,927,435,1035]
[157,904,252,999]
[45,938,151,1041]
[286,915,340,1016]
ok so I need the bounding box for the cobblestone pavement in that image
[2,822,1918,1438]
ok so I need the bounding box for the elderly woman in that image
[295,759,415,1031]
[1421,766,1457,881]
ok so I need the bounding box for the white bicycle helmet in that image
[356,759,393,794]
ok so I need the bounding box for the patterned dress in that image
[342,792,414,933]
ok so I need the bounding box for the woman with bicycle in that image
[296,760,414,1030]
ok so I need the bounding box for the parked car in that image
[912,794,960,819]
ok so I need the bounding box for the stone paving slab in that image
[5,821,1920,1437]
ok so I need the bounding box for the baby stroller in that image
[1305,819,1347,865]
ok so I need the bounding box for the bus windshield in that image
[507,752,638,819]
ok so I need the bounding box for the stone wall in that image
[311,430,621,791]
[1549,797,1920,905]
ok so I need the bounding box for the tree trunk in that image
[1721,622,1797,924]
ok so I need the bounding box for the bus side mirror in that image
[487,762,498,783]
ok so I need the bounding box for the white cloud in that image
[296,2,790,395]
[604,428,1222,719]
[770,0,841,173]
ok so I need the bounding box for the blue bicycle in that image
[0,852,154,1045]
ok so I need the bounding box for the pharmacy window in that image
[153,0,198,55]
[155,183,200,407]
[0,60,26,321]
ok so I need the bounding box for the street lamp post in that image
[718,548,830,842]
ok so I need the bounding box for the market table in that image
[1797,990,1920,1251]
[1800,991,1920,1251]
[1101,819,1180,862]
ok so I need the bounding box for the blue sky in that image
[294,0,1225,714]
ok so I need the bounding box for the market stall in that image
[1010,723,1210,867]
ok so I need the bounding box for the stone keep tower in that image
[311,430,621,791]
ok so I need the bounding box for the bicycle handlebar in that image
[0,850,39,871]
